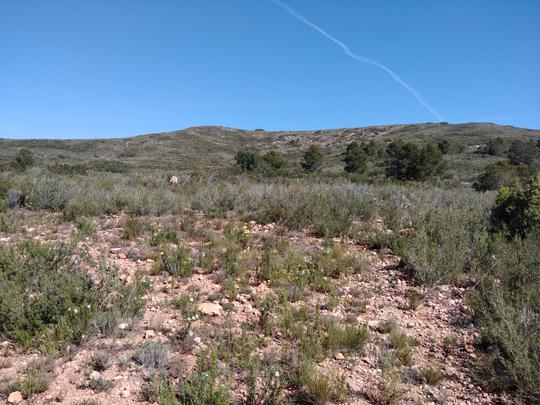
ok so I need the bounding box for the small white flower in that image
[86,304,91,309]
[73,308,79,314]
[274,371,280,377]
[189,297,194,302]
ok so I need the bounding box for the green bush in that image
[507,140,537,166]
[484,137,508,157]
[437,140,450,154]
[89,160,129,173]
[391,204,489,286]
[470,234,540,402]
[47,163,88,176]
[123,217,145,240]
[178,348,233,405]
[0,243,148,352]
[10,148,35,172]
[262,151,288,170]
[160,245,194,277]
[489,175,540,238]
[133,341,169,369]
[23,178,74,210]
[235,150,261,172]
[473,161,517,192]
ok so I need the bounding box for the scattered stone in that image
[145,329,156,339]
[197,302,223,316]
[118,322,129,330]
[334,352,345,360]
[367,320,380,329]
[7,391,22,404]
[90,371,101,381]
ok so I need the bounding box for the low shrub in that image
[133,341,169,370]
[123,217,145,240]
[0,243,148,352]
[470,234,540,402]
[160,245,194,277]
[178,348,233,405]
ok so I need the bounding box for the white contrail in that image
[271,0,444,121]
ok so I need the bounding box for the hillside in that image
[1,123,538,173]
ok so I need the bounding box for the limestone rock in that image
[197,302,223,316]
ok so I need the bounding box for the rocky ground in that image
[0,210,510,404]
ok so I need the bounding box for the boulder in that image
[197,302,223,316]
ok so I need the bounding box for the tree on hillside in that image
[343,142,367,173]
[302,145,323,173]
[385,140,446,181]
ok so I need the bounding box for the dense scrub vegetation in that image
[0,243,149,353]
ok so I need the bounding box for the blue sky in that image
[1,0,539,139]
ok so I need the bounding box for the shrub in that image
[470,234,540,401]
[76,218,96,237]
[473,161,518,192]
[262,151,288,170]
[10,148,35,171]
[385,140,446,181]
[123,217,145,240]
[420,366,443,385]
[246,357,283,405]
[343,142,367,173]
[235,150,261,171]
[149,228,178,246]
[485,138,508,156]
[389,328,414,366]
[178,348,233,405]
[437,140,450,154]
[140,373,179,404]
[23,178,74,210]
[1,358,54,398]
[507,140,537,166]
[0,243,148,352]
[90,160,129,173]
[7,188,25,208]
[324,322,369,352]
[47,163,88,176]
[0,177,13,196]
[391,204,489,286]
[296,363,346,405]
[160,245,194,277]
[133,341,169,369]
[302,145,323,173]
[489,175,540,238]
[89,352,110,372]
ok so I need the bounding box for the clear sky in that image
[1,0,539,139]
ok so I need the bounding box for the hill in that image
[0,122,538,173]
